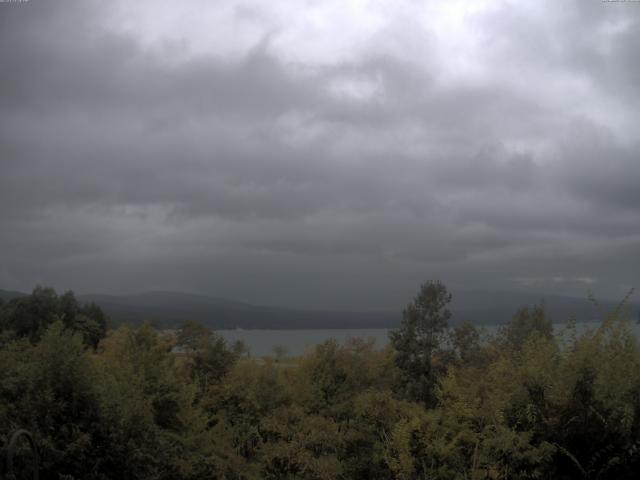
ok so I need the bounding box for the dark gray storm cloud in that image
[1,0,639,308]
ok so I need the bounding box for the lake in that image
[218,321,640,357]
[218,328,390,356]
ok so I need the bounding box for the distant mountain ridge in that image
[450,290,638,326]
[0,289,27,302]
[1,288,637,329]
[78,291,397,329]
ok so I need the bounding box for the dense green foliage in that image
[1,284,640,479]
[0,286,107,348]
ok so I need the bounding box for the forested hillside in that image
[1,283,639,479]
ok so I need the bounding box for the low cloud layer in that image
[1,0,639,309]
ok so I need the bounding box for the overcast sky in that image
[1,0,639,309]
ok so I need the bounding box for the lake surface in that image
[218,321,640,357]
[219,328,391,356]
